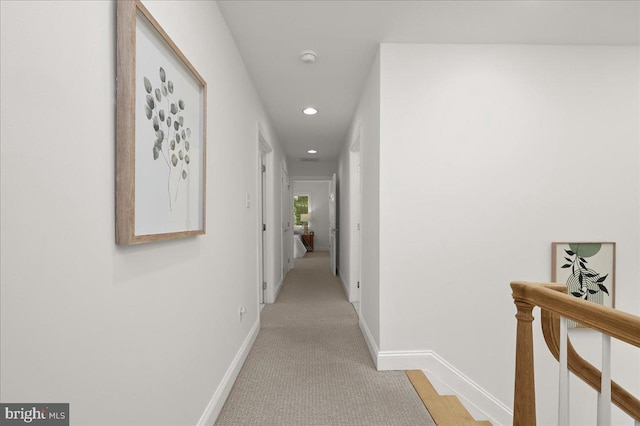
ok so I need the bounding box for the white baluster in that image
[597,333,611,425]
[558,316,570,425]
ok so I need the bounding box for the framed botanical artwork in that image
[552,242,616,326]
[116,0,206,244]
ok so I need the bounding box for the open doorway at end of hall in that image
[292,179,334,271]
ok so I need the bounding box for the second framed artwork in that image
[552,242,616,314]
[116,0,207,244]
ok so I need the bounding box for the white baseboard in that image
[265,277,284,304]
[420,352,512,426]
[373,349,512,425]
[377,350,432,370]
[274,277,284,301]
[340,274,351,301]
[197,318,260,426]
[357,311,379,368]
[355,334,513,426]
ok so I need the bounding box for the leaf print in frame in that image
[552,242,616,328]
[116,0,206,245]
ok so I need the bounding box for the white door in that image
[259,153,267,304]
[329,173,337,276]
[353,150,361,303]
[258,130,272,304]
[281,168,291,278]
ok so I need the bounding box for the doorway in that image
[258,128,272,305]
[329,173,337,276]
[350,135,362,308]
[260,152,267,304]
[281,167,292,279]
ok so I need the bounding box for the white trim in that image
[256,122,273,308]
[293,178,332,183]
[348,134,362,311]
[421,352,512,426]
[265,272,284,304]
[197,318,260,426]
[257,122,273,154]
[273,277,284,303]
[377,349,432,370]
[349,125,361,152]
[291,176,333,181]
[256,127,271,306]
[375,349,512,425]
[358,311,379,368]
[340,273,351,301]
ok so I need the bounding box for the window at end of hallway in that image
[294,195,309,225]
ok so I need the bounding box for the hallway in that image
[215,252,435,425]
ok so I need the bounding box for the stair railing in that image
[510,281,640,425]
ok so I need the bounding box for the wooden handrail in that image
[540,300,640,419]
[511,281,640,425]
[512,282,640,347]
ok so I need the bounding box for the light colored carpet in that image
[215,252,436,426]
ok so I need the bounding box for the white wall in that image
[338,127,363,302]
[341,51,382,352]
[0,1,285,424]
[338,146,351,295]
[289,159,336,179]
[377,44,639,424]
[259,129,288,304]
[293,181,330,251]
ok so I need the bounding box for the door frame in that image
[257,125,272,305]
[329,173,337,276]
[281,166,292,280]
[349,133,362,305]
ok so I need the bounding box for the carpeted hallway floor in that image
[215,251,436,426]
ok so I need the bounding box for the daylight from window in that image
[294,195,309,225]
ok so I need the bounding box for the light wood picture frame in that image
[116,0,206,244]
[552,242,616,327]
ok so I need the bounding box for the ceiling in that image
[217,0,639,167]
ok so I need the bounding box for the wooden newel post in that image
[513,296,536,426]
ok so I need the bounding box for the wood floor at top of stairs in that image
[406,370,492,426]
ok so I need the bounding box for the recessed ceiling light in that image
[307,149,317,154]
[300,50,317,64]
[303,107,318,115]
